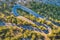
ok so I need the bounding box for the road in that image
[0,4,58,34]
[12,4,52,34]
[5,23,50,40]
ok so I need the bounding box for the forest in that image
[0,1,60,40]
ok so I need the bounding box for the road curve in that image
[12,4,52,34]
[12,4,44,18]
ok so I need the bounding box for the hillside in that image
[0,1,60,40]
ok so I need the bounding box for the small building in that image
[16,0,33,4]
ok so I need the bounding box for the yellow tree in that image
[31,34,35,40]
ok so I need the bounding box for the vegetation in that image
[0,1,60,40]
[25,1,60,22]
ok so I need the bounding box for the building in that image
[16,0,33,4]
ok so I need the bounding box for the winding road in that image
[12,4,44,18]
[0,4,59,34]
[12,4,52,34]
